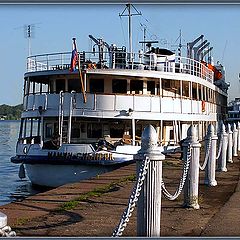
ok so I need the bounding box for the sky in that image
[0,3,240,105]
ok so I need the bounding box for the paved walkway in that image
[0,153,240,237]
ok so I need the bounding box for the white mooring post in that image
[135,125,165,237]
[237,122,240,152]
[232,123,238,157]
[204,124,217,186]
[217,123,228,172]
[182,125,201,209]
[227,123,233,163]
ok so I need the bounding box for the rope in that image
[112,156,151,237]
[161,143,191,201]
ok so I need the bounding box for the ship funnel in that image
[187,35,204,58]
[193,40,207,60]
[196,42,210,61]
[202,47,213,59]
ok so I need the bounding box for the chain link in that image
[161,143,191,200]
[0,226,16,237]
[216,135,223,160]
[112,156,151,237]
[199,136,212,171]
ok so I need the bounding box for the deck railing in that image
[26,51,214,83]
[23,92,216,117]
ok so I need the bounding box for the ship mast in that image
[119,4,141,65]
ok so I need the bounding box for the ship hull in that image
[24,163,120,188]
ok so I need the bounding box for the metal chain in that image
[112,156,151,237]
[161,143,191,201]
[216,135,223,160]
[0,226,16,237]
[199,136,212,171]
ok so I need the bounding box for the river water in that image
[0,120,40,206]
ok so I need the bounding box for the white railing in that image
[26,51,214,83]
[23,92,213,116]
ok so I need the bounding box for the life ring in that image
[202,100,206,112]
[87,63,97,70]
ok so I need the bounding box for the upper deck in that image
[26,50,214,85]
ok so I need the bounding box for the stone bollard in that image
[182,125,201,209]
[0,212,7,229]
[217,123,228,172]
[232,123,238,157]
[227,123,233,163]
[0,212,16,237]
[204,124,217,186]
[238,122,240,152]
[135,125,165,237]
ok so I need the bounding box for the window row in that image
[24,77,226,104]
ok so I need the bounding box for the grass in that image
[15,217,30,226]
[57,174,136,211]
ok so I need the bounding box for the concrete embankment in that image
[0,152,240,237]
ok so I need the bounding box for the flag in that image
[70,38,79,72]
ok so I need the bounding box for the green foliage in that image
[0,104,23,120]
[58,174,136,211]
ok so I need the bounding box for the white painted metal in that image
[227,123,233,163]
[232,123,238,157]
[183,125,201,209]
[204,124,217,186]
[217,123,228,172]
[238,122,240,152]
[136,125,165,237]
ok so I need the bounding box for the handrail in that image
[26,51,214,83]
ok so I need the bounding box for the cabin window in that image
[162,79,171,90]
[170,129,174,140]
[27,81,35,94]
[71,126,81,138]
[182,81,189,98]
[172,80,180,95]
[156,83,160,95]
[110,122,124,138]
[136,124,143,138]
[192,82,198,100]
[31,82,49,94]
[87,123,102,138]
[202,86,206,101]
[68,79,81,92]
[213,91,216,103]
[198,84,202,100]
[56,79,65,93]
[147,81,155,95]
[19,118,41,143]
[45,123,54,138]
[24,79,28,96]
[90,79,104,93]
[130,80,143,94]
[161,79,180,96]
[112,79,127,94]
[34,82,41,94]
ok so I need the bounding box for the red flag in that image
[70,39,79,72]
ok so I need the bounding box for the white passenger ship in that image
[227,97,240,123]
[11,6,229,188]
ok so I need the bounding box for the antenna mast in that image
[24,23,41,56]
[119,4,141,65]
[24,24,35,56]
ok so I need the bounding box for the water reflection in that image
[0,120,45,206]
